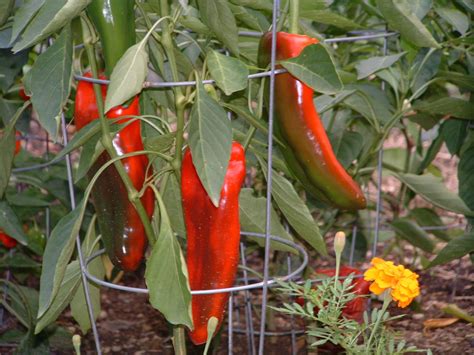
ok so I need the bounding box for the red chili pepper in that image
[182,142,246,345]
[14,130,21,155]
[258,32,366,210]
[18,87,30,102]
[297,266,370,322]
[74,72,154,271]
[0,230,17,249]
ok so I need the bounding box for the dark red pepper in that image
[258,32,366,211]
[74,72,154,271]
[297,266,370,322]
[0,230,17,249]
[182,142,246,345]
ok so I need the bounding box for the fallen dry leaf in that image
[423,318,459,330]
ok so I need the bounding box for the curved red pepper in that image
[0,230,17,249]
[258,32,366,210]
[74,72,154,271]
[297,266,370,322]
[182,142,246,345]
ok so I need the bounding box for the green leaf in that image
[280,44,343,95]
[0,200,29,246]
[162,172,187,238]
[239,188,296,253]
[28,25,73,138]
[401,0,432,19]
[0,253,41,269]
[428,233,474,268]
[301,10,362,30]
[414,98,474,120]
[104,41,148,112]
[0,0,15,27]
[229,0,273,11]
[38,199,86,318]
[10,0,45,44]
[356,53,406,80]
[410,48,441,95]
[377,0,440,48]
[12,0,91,52]
[145,196,192,328]
[440,119,468,156]
[438,71,474,91]
[35,261,81,334]
[391,218,435,253]
[458,135,474,217]
[395,173,474,216]
[409,208,449,242]
[436,7,469,35]
[259,162,327,256]
[188,77,232,207]
[203,317,219,355]
[207,50,248,95]
[197,0,239,55]
[0,123,15,197]
[329,130,364,169]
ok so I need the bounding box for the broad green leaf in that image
[229,0,273,11]
[188,77,232,207]
[377,0,440,48]
[162,172,187,238]
[104,41,148,112]
[410,48,442,96]
[458,135,474,217]
[35,261,81,334]
[391,218,435,253]
[414,98,474,120]
[313,90,356,114]
[0,200,28,246]
[145,196,192,328]
[0,123,15,197]
[399,0,432,19]
[440,119,468,156]
[28,25,73,138]
[356,53,406,80]
[329,130,364,169]
[343,84,394,126]
[407,113,441,131]
[38,199,86,318]
[436,7,469,35]
[207,50,248,95]
[0,253,40,269]
[0,50,28,90]
[409,208,449,242]
[259,162,327,256]
[280,44,343,95]
[0,0,14,27]
[197,0,239,55]
[439,71,474,91]
[13,0,91,52]
[10,0,45,43]
[395,173,474,216]
[428,233,474,268]
[301,10,362,30]
[229,4,263,31]
[239,188,296,253]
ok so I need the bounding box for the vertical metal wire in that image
[349,224,358,266]
[258,1,280,353]
[371,31,389,259]
[228,293,234,354]
[60,113,102,355]
[287,255,297,355]
[240,243,256,354]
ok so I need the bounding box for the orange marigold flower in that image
[364,258,420,308]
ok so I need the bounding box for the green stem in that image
[366,291,391,352]
[80,15,156,246]
[289,0,299,34]
[172,326,187,355]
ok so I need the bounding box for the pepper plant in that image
[0,0,472,353]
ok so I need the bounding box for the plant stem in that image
[366,291,391,352]
[172,326,187,355]
[80,14,156,245]
[289,0,299,34]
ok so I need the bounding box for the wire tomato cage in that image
[4,2,465,354]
